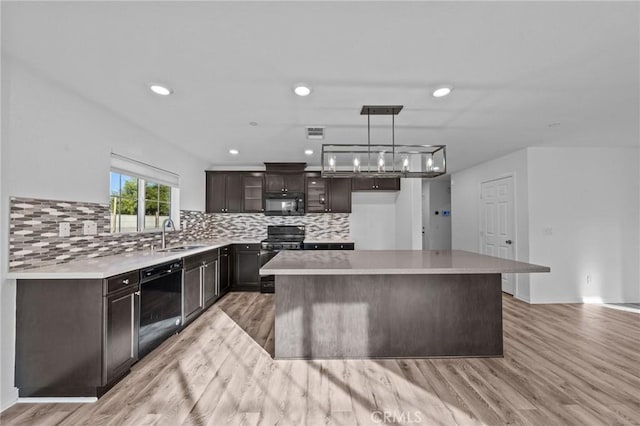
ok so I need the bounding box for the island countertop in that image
[260,249,550,275]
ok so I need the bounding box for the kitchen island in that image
[260,250,550,359]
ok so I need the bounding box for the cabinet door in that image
[219,251,231,294]
[206,173,227,213]
[351,177,377,191]
[376,178,401,191]
[328,178,352,213]
[284,174,305,192]
[235,250,261,290]
[226,173,243,213]
[265,174,285,192]
[183,267,203,322]
[105,290,138,383]
[242,174,264,213]
[306,176,328,213]
[203,259,218,306]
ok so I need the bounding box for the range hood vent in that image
[305,126,325,140]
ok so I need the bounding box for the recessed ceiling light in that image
[229,149,239,155]
[432,86,452,98]
[149,84,173,96]
[293,84,312,97]
[304,149,314,155]
[249,121,258,126]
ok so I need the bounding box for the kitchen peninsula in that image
[261,250,550,359]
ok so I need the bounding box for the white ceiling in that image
[3,1,639,172]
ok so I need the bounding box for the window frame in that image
[109,154,180,234]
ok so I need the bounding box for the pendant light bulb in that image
[402,157,410,173]
[328,155,337,172]
[378,153,386,172]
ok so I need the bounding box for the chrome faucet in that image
[161,218,175,249]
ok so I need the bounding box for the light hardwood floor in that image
[2,292,639,425]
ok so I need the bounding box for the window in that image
[110,172,139,233]
[109,154,179,233]
[144,181,172,229]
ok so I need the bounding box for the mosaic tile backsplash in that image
[8,197,350,271]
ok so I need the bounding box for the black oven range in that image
[259,225,305,293]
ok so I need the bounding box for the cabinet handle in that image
[122,279,129,285]
[329,208,332,212]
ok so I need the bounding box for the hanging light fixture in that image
[321,105,446,178]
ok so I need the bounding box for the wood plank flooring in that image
[2,292,639,425]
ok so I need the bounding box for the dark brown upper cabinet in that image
[242,173,265,213]
[306,173,352,213]
[351,177,400,191]
[207,171,269,214]
[264,162,306,193]
[206,172,242,213]
[265,173,304,193]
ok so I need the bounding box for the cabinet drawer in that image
[184,249,218,270]
[106,271,139,294]
[235,243,261,251]
[303,242,354,250]
[329,243,354,250]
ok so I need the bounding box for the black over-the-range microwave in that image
[264,192,305,216]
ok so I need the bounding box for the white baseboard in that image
[17,397,97,404]
[602,304,640,314]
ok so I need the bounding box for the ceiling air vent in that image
[305,126,325,140]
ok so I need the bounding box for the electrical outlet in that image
[59,222,70,237]
[83,220,97,235]
[586,274,592,284]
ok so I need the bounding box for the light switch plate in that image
[83,220,97,235]
[59,222,71,237]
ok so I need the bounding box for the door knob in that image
[506,240,513,245]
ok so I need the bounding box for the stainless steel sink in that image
[155,245,207,253]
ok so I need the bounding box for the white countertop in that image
[260,250,550,276]
[7,239,259,280]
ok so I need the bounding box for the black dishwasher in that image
[138,260,183,358]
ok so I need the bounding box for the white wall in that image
[451,149,531,301]
[350,178,423,250]
[528,147,640,303]
[452,146,640,304]
[350,192,398,249]
[395,178,422,249]
[1,30,19,411]
[4,59,208,210]
[424,177,452,250]
[0,58,209,410]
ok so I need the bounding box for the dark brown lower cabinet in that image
[183,266,204,324]
[219,246,232,293]
[203,255,219,307]
[183,249,220,325]
[16,272,140,397]
[105,287,139,383]
[233,244,261,291]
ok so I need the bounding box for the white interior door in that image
[480,176,515,294]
